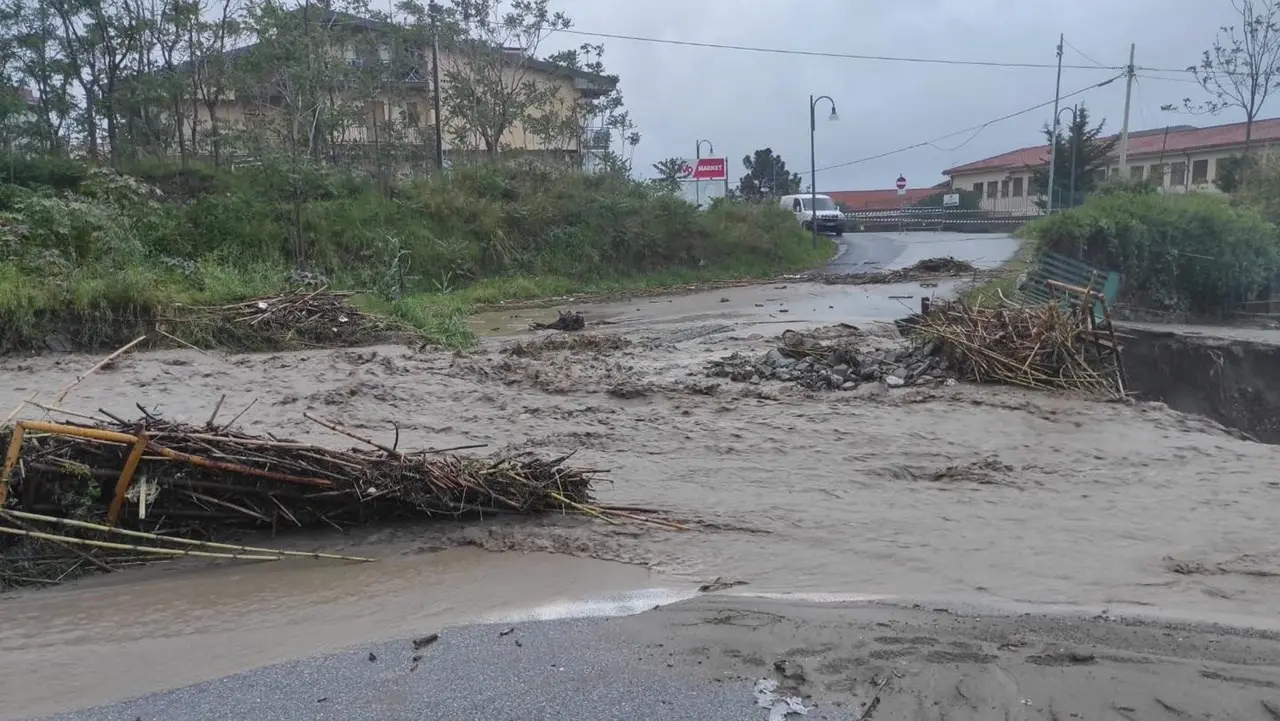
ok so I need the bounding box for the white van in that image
[780,194,844,236]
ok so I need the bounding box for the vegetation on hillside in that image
[1020,181,1280,315]
[0,156,829,352]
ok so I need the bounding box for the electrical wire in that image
[1136,72,1201,85]
[812,73,1125,174]
[1063,38,1108,68]
[537,27,1124,71]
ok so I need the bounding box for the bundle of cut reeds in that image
[907,300,1126,397]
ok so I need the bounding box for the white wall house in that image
[943,117,1280,215]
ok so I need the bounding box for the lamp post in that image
[809,95,838,249]
[1056,105,1079,211]
[695,139,713,209]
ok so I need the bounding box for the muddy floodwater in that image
[3,263,1280,716]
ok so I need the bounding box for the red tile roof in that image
[827,188,939,211]
[943,117,1280,176]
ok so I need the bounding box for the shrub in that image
[1024,189,1280,314]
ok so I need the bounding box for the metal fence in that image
[842,207,1045,233]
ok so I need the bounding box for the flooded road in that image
[472,231,1014,336]
[5,230,1279,718]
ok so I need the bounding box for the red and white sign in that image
[895,175,907,190]
[681,157,728,181]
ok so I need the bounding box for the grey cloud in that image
[546,0,1239,191]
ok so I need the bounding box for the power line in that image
[542,27,1125,71]
[1063,38,1107,68]
[1136,72,1201,85]
[813,73,1125,174]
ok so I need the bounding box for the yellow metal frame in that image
[1,421,334,526]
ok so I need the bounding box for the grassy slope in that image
[959,227,1042,306]
[0,159,831,352]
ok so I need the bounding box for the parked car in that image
[780,194,844,236]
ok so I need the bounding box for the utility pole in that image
[1046,33,1064,214]
[430,1,445,172]
[1118,43,1136,176]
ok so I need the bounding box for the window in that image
[802,197,835,211]
[1149,164,1166,185]
[1215,157,1234,182]
[1093,168,1108,183]
[1012,177,1024,197]
[1028,176,1042,196]
[1000,179,1010,198]
[986,180,998,198]
[793,199,802,212]
[1170,161,1187,186]
[1110,167,1119,178]
[1191,159,1209,184]
[972,182,983,198]
[1130,165,1144,180]
[404,102,421,127]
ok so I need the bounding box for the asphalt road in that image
[36,617,757,721]
[825,231,1017,274]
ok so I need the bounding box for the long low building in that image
[944,117,1280,214]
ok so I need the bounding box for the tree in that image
[737,148,800,200]
[538,42,638,165]
[434,0,569,156]
[1214,153,1258,192]
[1164,0,1280,152]
[651,156,685,191]
[1030,104,1117,210]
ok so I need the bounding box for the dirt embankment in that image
[1122,326,1280,443]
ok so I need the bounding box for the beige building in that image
[944,117,1280,214]
[183,9,615,163]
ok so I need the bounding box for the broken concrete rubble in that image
[706,326,952,391]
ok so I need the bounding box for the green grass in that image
[0,158,833,353]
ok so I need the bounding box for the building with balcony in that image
[177,8,616,167]
[944,117,1280,214]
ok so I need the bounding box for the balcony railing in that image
[582,128,610,150]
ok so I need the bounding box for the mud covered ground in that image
[4,302,1280,718]
[4,316,1277,619]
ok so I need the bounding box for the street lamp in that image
[695,139,714,208]
[1055,105,1079,211]
[809,95,838,248]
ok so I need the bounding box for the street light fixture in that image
[695,139,714,208]
[809,95,838,249]
[1056,105,1079,211]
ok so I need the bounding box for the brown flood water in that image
[3,285,1279,716]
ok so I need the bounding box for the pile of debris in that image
[808,257,982,286]
[174,287,406,348]
[529,311,585,332]
[503,332,629,358]
[707,326,951,391]
[0,410,656,588]
[903,299,1126,397]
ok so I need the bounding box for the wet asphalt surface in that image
[35,617,757,721]
[825,231,1017,274]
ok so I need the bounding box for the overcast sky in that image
[534,0,1243,191]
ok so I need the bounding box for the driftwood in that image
[0,410,660,588]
